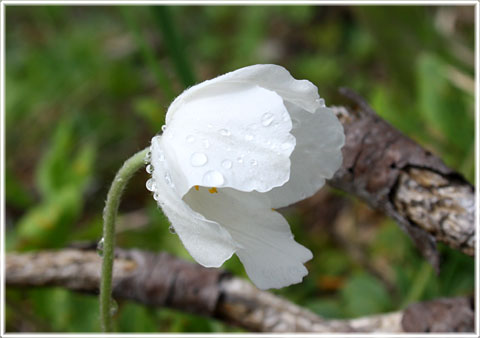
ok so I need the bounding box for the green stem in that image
[400,261,432,309]
[100,147,149,332]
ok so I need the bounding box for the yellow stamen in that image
[271,208,276,211]
[208,187,218,194]
[194,185,199,191]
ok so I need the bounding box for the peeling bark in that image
[329,88,475,269]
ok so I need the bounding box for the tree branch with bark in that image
[329,88,475,270]
[5,249,474,333]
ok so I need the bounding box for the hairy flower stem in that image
[100,147,149,332]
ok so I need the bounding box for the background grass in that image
[5,5,475,333]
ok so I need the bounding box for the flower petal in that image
[184,187,313,290]
[150,136,237,267]
[166,64,321,126]
[161,84,295,197]
[265,103,345,208]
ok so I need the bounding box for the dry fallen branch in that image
[329,88,475,269]
[6,249,474,333]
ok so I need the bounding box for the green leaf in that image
[35,117,96,198]
[341,272,392,317]
[116,302,158,332]
[417,53,474,152]
[15,186,82,250]
[5,166,34,209]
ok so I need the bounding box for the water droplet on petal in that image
[222,159,233,169]
[203,170,225,186]
[158,151,165,162]
[146,178,156,191]
[164,172,174,187]
[110,299,118,316]
[169,225,176,234]
[190,152,208,167]
[250,159,257,166]
[219,128,231,136]
[262,112,274,126]
[97,238,104,257]
[153,192,160,201]
[202,139,210,148]
[237,156,244,164]
[146,164,153,174]
[144,151,152,164]
[161,125,167,132]
[186,135,195,143]
[245,134,254,141]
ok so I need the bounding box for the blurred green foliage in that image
[5,5,474,333]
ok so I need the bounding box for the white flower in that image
[147,64,344,290]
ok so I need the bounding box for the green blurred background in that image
[5,5,475,333]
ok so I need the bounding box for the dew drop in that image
[146,164,153,174]
[146,178,156,191]
[97,238,104,257]
[222,159,233,169]
[153,192,160,201]
[144,151,152,164]
[202,170,225,186]
[219,128,231,136]
[161,125,167,132]
[158,151,165,162]
[110,299,118,316]
[245,134,254,141]
[250,159,258,166]
[164,172,174,187]
[186,135,195,143]
[202,139,210,148]
[261,112,274,126]
[190,152,208,167]
[237,156,244,164]
[169,225,176,234]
